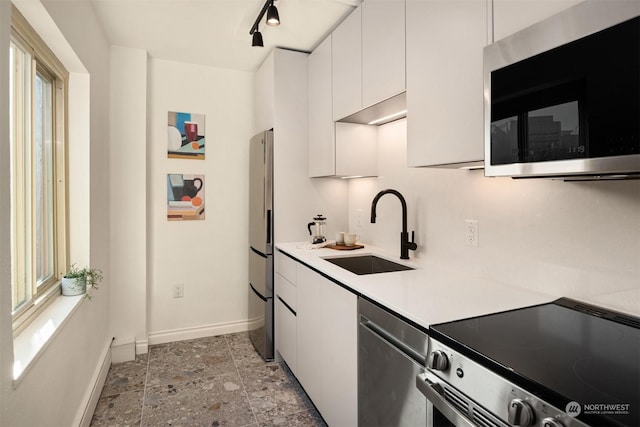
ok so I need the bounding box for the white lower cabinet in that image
[275,271,297,374]
[296,263,358,427]
[275,296,297,373]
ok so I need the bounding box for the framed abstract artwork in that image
[167,174,205,221]
[167,111,205,160]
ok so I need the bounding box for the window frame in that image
[10,6,69,334]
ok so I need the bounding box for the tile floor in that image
[90,332,327,427]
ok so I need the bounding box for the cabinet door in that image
[406,0,488,167]
[295,264,324,407]
[308,35,335,177]
[295,263,358,426]
[275,251,296,285]
[320,277,358,427]
[275,296,297,374]
[493,0,583,42]
[362,0,406,108]
[335,123,378,177]
[332,6,362,121]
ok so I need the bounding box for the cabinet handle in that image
[277,296,296,316]
[361,317,424,365]
[416,372,475,427]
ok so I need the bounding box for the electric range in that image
[417,298,639,427]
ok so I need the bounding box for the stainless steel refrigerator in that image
[248,130,274,361]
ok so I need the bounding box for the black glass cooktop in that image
[430,298,640,426]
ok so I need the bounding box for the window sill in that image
[12,291,84,386]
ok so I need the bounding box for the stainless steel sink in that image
[323,255,415,275]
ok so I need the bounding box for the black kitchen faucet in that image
[370,189,417,260]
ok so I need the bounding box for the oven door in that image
[427,402,458,427]
[419,372,474,427]
[418,372,509,427]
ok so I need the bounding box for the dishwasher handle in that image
[361,317,425,366]
[416,372,475,427]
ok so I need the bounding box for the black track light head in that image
[249,0,282,45]
[252,29,264,47]
[266,1,280,26]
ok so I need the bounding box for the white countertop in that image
[276,242,554,330]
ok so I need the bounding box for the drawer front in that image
[276,273,297,312]
[276,251,297,284]
[276,297,297,373]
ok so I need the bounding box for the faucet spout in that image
[370,189,417,260]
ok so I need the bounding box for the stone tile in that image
[224,332,252,349]
[142,375,256,427]
[276,362,317,412]
[259,409,327,427]
[91,389,143,426]
[242,364,313,422]
[240,364,290,394]
[147,337,236,387]
[101,354,148,397]
[90,333,324,427]
[226,336,277,370]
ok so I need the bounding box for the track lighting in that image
[249,0,280,46]
[266,0,280,26]
[252,25,264,47]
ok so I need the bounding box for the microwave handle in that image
[416,372,475,427]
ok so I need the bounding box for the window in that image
[10,7,68,332]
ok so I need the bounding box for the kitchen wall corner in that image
[109,45,148,355]
[148,58,255,337]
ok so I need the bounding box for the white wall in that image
[148,58,255,340]
[1,1,112,425]
[349,119,640,315]
[109,46,148,353]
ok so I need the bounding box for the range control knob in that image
[542,417,565,427]
[508,399,535,426]
[427,350,449,371]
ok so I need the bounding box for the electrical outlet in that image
[173,283,184,298]
[465,220,479,247]
[356,209,363,227]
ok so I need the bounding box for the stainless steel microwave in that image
[484,1,640,179]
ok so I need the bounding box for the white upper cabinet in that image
[335,123,378,177]
[309,31,378,178]
[362,0,406,108]
[308,36,335,177]
[331,1,406,122]
[332,6,362,121]
[406,0,488,167]
[493,0,584,42]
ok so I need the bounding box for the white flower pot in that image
[61,277,86,296]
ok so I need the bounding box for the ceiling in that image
[89,0,360,71]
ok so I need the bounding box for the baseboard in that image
[76,339,112,427]
[147,318,260,346]
[136,339,148,355]
[111,337,135,363]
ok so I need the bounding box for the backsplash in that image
[348,119,640,315]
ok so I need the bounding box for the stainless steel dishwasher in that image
[358,297,429,426]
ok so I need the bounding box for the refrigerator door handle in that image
[250,282,268,302]
[266,209,272,244]
[251,246,267,258]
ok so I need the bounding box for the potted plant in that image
[61,264,103,298]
